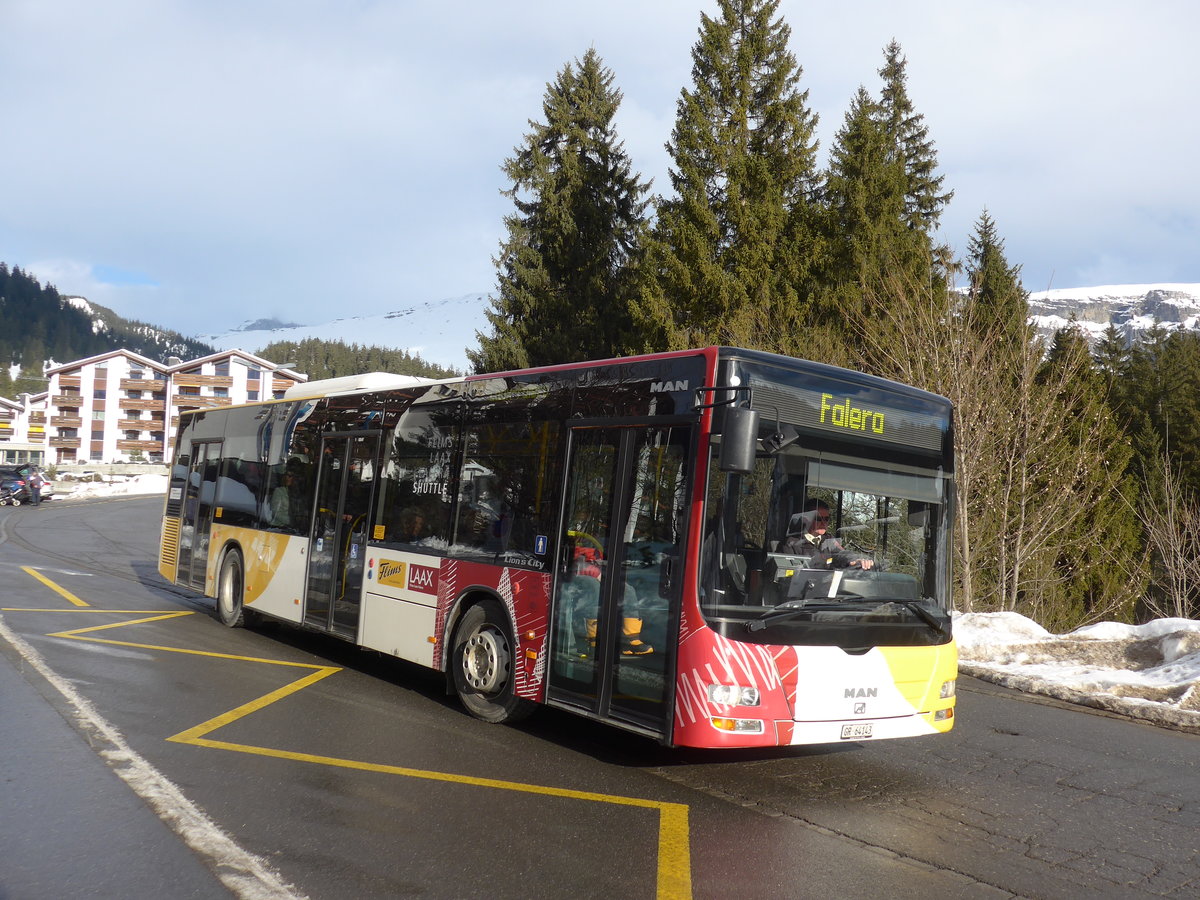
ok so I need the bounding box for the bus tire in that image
[217,548,246,628]
[451,601,535,724]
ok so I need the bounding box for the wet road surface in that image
[1,496,1197,898]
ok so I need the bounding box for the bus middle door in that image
[548,424,691,738]
[304,432,380,638]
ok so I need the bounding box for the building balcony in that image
[116,439,165,452]
[52,394,83,407]
[57,376,82,389]
[117,418,155,431]
[172,395,232,409]
[51,415,84,428]
[118,397,166,411]
[172,373,234,388]
[49,436,82,448]
[120,378,168,392]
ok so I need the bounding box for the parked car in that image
[0,466,29,503]
[0,466,52,502]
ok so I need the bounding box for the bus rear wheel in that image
[217,548,246,628]
[451,601,535,724]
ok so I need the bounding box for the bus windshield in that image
[700,433,952,648]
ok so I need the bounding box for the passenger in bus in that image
[269,470,296,528]
[780,500,874,569]
[395,506,429,544]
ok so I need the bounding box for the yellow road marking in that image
[20,566,89,606]
[15,571,694,899]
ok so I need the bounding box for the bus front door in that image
[548,425,691,738]
[304,433,379,638]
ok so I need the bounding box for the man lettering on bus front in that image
[780,500,873,569]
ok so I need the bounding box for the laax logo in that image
[408,563,438,595]
[651,380,688,392]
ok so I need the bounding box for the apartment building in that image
[25,348,305,465]
[0,393,48,465]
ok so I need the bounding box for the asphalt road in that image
[1,495,1197,899]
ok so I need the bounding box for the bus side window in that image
[374,405,457,550]
[457,420,561,567]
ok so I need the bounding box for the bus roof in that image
[283,372,439,400]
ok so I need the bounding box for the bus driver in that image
[780,499,874,570]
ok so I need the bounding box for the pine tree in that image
[469,49,650,373]
[1093,323,1129,388]
[964,209,1029,349]
[637,0,819,353]
[1037,323,1144,625]
[818,42,951,358]
[878,41,952,233]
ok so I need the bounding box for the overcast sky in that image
[2,1,1197,339]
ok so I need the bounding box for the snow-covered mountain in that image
[193,284,1200,373]
[197,293,491,372]
[1027,283,1200,345]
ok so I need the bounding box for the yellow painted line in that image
[2,608,194,613]
[171,731,693,898]
[168,666,342,743]
[20,566,89,606]
[14,572,694,899]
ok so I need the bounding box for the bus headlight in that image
[939,679,956,699]
[707,684,761,707]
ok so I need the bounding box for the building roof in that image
[45,348,166,375]
[167,347,306,381]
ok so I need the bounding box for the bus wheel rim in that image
[463,627,509,693]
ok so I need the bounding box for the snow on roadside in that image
[955,611,1200,732]
[53,474,169,500]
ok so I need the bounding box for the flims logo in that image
[377,559,407,588]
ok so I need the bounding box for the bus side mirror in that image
[719,407,759,474]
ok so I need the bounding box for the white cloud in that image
[2,0,1197,337]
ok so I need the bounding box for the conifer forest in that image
[470,0,1196,630]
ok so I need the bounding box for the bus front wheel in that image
[217,549,246,628]
[451,602,535,724]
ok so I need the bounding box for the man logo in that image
[844,687,879,698]
[650,380,688,393]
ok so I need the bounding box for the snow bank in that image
[955,611,1200,731]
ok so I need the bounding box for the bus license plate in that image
[841,722,873,739]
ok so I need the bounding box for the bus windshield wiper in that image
[892,600,948,636]
[747,596,946,635]
[746,601,814,632]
